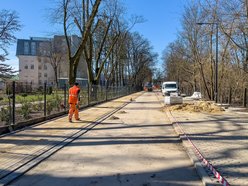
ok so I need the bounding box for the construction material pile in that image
[168,101,225,113]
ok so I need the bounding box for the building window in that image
[39,80,42,85]
[31,42,36,55]
[38,73,41,77]
[38,65,42,70]
[24,42,29,55]
[44,64,47,70]
[31,64,34,69]
[24,65,28,69]
[44,73,47,77]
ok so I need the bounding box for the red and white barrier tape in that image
[166,108,230,186]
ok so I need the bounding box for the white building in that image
[16,36,88,88]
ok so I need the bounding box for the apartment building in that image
[16,36,88,87]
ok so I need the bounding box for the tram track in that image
[0,93,142,186]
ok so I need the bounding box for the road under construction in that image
[1,91,247,186]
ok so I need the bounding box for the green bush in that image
[46,95,62,115]
[31,96,43,112]
[46,101,54,115]
[54,95,62,111]
[19,99,31,119]
[0,107,10,125]
[37,95,43,111]
[21,93,28,98]
[47,87,53,95]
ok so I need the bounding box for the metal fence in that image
[197,87,247,107]
[218,87,247,107]
[0,81,137,127]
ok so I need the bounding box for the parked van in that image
[161,81,178,96]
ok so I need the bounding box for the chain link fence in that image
[0,81,137,128]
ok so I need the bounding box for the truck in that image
[144,82,153,92]
[161,81,178,96]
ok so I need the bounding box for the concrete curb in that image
[167,110,222,186]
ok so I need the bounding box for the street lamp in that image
[197,22,219,103]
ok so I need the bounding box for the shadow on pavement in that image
[10,165,201,186]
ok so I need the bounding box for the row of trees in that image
[51,0,156,88]
[0,0,156,89]
[162,0,248,101]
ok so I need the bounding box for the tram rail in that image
[0,93,142,186]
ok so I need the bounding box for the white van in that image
[161,81,178,96]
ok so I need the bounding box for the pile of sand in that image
[168,101,225,113]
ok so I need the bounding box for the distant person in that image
[68,82,81,122]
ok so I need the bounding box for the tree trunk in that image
[199,62,211,100]
[54,66,58,88]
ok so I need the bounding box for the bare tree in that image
[51,0,155,88]
[162,0,248,102]
[0,9,21,79]
[0,10,21,61]
[127,32,157,89]
[219,0,248,72]
[38,38,66,88]
[52,0,101,85]
[102,14,145,87]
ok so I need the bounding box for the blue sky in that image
[0,0,186,70]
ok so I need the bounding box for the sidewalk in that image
[168,101,248,185]
[0,92,141,185]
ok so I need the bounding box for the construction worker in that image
[68,82,80,122]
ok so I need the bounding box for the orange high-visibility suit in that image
[68,85,80,121]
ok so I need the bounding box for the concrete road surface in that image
[12,92,202,186]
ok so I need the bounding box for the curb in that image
[166,110,223,186]
[172,122,221,186]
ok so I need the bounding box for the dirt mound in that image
[118,110,127,114]
[168,101,224,113]
[109,115,119,120]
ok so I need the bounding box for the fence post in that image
[64,84,67,111]
[228,88,232,105]
[12,81,15,125]
[243,88,247,107]
[105,86,108,101]
[87,82,90,105]
[44,83,47,116]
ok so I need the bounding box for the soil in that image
[109,115,119,120]
[166,101,225,113]
[118,110,127,114]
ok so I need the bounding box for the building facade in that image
[16,36,88,88]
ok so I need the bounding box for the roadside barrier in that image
[166,109,230,186]
[155,92,230,186]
